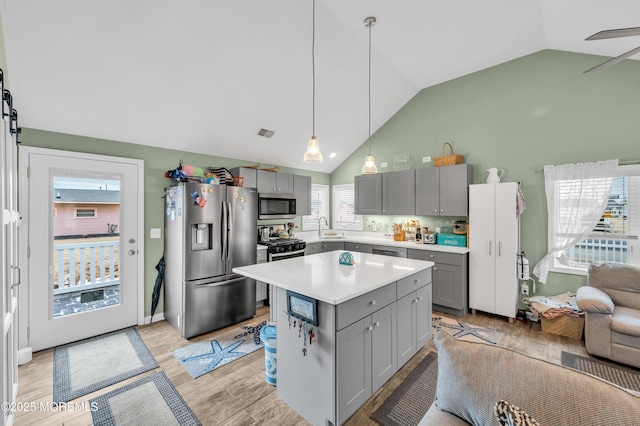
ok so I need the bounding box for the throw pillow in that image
[494,400,540,426]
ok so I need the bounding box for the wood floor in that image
[14,306,589,426]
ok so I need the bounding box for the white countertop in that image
[234,251,434,305]
[299,233,469,254]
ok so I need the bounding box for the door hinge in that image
[27,326,30,339]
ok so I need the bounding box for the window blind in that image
[302,184,329,230]
[333,184,362,231]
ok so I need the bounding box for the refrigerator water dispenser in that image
[192,223,212,250]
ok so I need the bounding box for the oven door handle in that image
[269,248,306,260]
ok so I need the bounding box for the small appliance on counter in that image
[422,227,435,244]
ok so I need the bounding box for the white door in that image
[19,147,144,351]
[1,96,19,426]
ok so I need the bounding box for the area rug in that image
[90,371,201,426]
[561,352,640,392]
[371,352,438,426]
[53,328,159,403]
[174,321,267,379]
[432,316,503,345]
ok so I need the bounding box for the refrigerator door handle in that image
[191,276,246,288]
[226,201,233,261]
[221,201,227,261]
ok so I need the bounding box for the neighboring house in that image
[53,188,120,238]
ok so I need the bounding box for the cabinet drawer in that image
[397,269,432,299]
[257,249,267,263]
[336,283,396,331]
[344,242,373,253]
[408,249,462,266]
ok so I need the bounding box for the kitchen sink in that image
[321,234,345,239]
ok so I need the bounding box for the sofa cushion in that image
[588,262,640,310]
[432,330,640,425]
[612,306,640,337]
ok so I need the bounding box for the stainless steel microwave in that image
[258,193,296,219]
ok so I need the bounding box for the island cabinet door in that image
[337,317,372,424]
[397,292,417,366]
[371,303,398,393]
[415,284,433,349]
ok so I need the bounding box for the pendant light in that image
[362,16,377,174]
[303,0,323,163]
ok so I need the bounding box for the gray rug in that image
[371,352,438,426]
[54,328,158,403]
[90,371,201,426]
[561,351,640,392]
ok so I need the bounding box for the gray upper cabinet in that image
[230,167,257,189]
[257,170,294,194]
[382,170,415,215]
[355,174,382,214]
[293,175,311,216]
[415,164,472,216]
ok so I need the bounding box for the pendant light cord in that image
[367,19,372,154]
[312,0,316,136]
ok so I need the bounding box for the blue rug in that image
[174,321,266,379]
[90,371,200,426]
[54,328,159,403]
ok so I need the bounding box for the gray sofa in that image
[420,331,640,425]
[576,262,640,368]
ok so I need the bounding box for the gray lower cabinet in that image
[344,242,373,253]
[322,241,344,252]
[408,249,468,316]
[256,248,267,304]
[337,302,397,424]
[305,242,322,255]
[397,285,432,366]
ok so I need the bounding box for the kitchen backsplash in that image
[362,215,466,234]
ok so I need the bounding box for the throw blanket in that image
[523,292,584,319]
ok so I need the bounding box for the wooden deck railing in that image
[53,241,120,295]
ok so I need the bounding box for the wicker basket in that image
[540,315,584,340]
[433,142,464,167]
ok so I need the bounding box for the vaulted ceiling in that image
[2,0,639,173]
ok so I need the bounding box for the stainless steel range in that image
[259,238,306,262]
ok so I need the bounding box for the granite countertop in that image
[299,233,469,254]
[233,251,434,305]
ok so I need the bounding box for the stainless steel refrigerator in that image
[164,182,257,338]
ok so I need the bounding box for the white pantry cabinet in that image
[469,182,519,320]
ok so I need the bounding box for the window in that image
[333,184,363,231]
[302,184,330,231]
[552,164,640,275]
[75,208,96,218]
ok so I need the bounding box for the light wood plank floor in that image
[14,307,589,426]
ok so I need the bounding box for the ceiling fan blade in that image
[584,45,640,73]
[586,27,640,41]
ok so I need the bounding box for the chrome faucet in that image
[318,216,328,237]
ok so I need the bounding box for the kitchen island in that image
[234,251,434,426]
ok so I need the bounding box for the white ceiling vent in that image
[257,128,275,138]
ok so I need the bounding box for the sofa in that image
[420,331,640,425]
[576,262,640,368]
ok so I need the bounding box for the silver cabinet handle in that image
[414,279,420,284]
[367,325,374,331]
[417,296,423,301]
[11,266,20,289]
[374,321,380,327]
[433,267,438,271]
[489,241,492,256]
[371,300,376,306]
[128,250,136,256]
[498,242,502,256]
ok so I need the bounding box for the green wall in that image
[332,49,640,297]
[19,128,330,317]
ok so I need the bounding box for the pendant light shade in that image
[304,0,323,163]
[362,16,377,174]
[304,136,323,163]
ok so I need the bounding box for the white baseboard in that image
[143,312,165,324]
